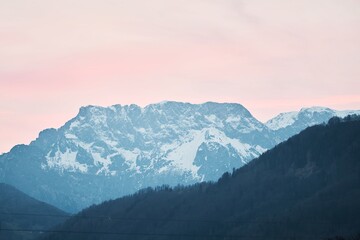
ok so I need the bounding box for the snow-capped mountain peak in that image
[266,106,359,132]
[299,106,334,113]
[1,102,359,212]
[265,111,298,131]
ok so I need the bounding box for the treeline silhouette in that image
[33,115,360,239]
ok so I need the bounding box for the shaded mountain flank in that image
[0,183,68,240]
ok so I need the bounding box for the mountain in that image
[0,183,68,240]
[0,101,358,212]
[40,116,360,240]
[0,102,273,212]
[266,106,360,141]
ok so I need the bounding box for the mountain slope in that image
[0,102,358,212]
[41,117,360,240]
[0,183,68,240]
[0,102,274,212]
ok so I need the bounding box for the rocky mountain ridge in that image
[0,101,358,212]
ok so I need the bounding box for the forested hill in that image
[0,183,68,240]
[41,116,360,240]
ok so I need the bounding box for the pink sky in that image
[1,0,360,153]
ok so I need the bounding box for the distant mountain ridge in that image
[266,106,360,130]
[265,106,360,142]
[0,101,359,212]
